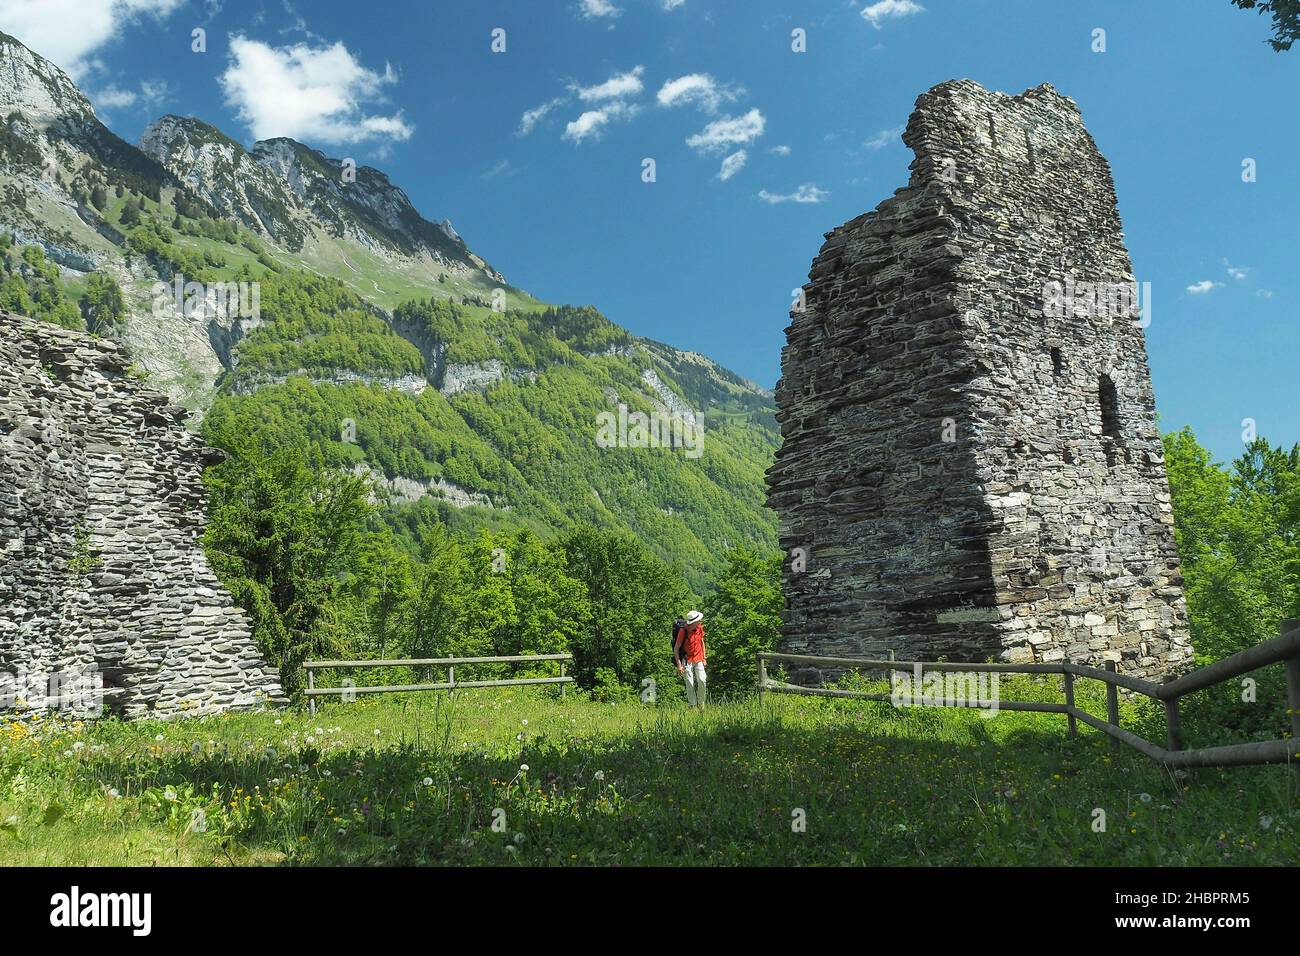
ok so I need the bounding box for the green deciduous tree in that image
[560,524,693,698]
[1232,0,1300,50]
[202,443,375,699]
[81,272,125,335]
[1163,427,1300,737]
[701,547,783,697]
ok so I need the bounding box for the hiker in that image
[674,610,708,707]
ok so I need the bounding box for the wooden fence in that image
[303,653,573,715]
[758,620,1300,774]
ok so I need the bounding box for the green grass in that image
[1,679,1295,866]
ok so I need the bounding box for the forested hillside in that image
[0,28,781,599]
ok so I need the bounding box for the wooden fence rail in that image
[758,620,1300,775]
[302,653,573,715]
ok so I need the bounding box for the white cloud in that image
[563,110,609,143]
[579,0,621,19]
[518,97,563,136]
[0,0,184,78]
[1186,280,1222,295]
[93,87,139,110]
[219,36,413,146]
[562,101,638,144]
[769,144,791,156]
[656,73,739,113]
[575,66,645,102]
[531,67,646,144]
[91,78,169,112]
[482,159,514,181]
[758,183,830,204]
[139,79,169,107]
[1223,260,1250,280]
[863,125,905,150]
[686,108,766,154]
[861,0,924,29]
[717,150,747,181]
[1257,289,1274,299]
[662,0,687,9]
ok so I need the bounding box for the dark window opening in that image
[988,114,997,146]
[1099,374,1121,466]
[1050,347,1064,376]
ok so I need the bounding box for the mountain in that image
[0,30,778,586]
[138,115,504,280]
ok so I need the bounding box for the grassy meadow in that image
[1,677,1296,867]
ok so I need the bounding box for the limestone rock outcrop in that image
[767,80,1193,679]
[0,311,286,717]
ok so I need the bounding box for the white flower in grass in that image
[521,719,528,726]
[513,832,525,845]
[164,788,177,802]
[72,741,84,751]
[1260,815,1274,831]
[316,727,324,735]
[274,719,282,726]
[423,777,433,787]
[1138,793,1152,803]
[520,764,529,772]
[374,729,381,737]
[306,736,316,745]
[107,788,119,799]
[154,734,164,742]
[595,771,606,781]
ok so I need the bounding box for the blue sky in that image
[3,0,1296,464]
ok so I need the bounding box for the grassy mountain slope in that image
[0,29,779,585]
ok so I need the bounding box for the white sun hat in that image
[686,610,703,625]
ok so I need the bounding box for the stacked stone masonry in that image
[0,310,285,717]
[767,80,1193,681]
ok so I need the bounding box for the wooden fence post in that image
[1284,620,1300,786]
[307,668,316,716]
[1062,669,1077,739]
[757,652,768,699]
[1164,697,1185,753]
[1104,660,1120,750]
[448,665,454,698]
[560,661,566,699]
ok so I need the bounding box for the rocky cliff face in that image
[139,117,504,279]
[0,311,285,717]
[768,80,1192,678]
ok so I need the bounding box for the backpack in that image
[671,618,687,662]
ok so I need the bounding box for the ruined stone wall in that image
[768,80,1192,679]
[0,311,286,717]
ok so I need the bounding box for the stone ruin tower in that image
[0,312,286,717]
[766,80,1193,678]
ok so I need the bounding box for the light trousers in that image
[682,661,707,706]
